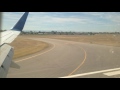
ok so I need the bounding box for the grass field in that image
[9,36,49,59]
[22,34,120,47]
[10,34,120,59]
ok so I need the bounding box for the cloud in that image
[105,12,120,23]
[43,17,88,24]
[2,12,120,32]
[3,12,24,20]
[87,12,120,24]
[25,12,90,25]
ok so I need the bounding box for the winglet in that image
[11,12,29,31]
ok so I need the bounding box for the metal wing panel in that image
[0,30,20,46]
[0,44,14,78]
[0,44,13,67]
[0,12,29,78]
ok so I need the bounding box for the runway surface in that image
[7,38,120,78]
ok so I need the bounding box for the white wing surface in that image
[0,12,29,78]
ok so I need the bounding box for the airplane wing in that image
[0,12,29,78]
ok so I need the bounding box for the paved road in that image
[7,38,120,78]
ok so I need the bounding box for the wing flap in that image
[0,44,14,78]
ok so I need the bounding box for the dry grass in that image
[21,34,120,47]
[10,34,120,59]
[9,36,49,59]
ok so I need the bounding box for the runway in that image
[7,38,120,78]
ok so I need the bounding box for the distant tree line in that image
[20,31,120,35]
[0,30,6,32]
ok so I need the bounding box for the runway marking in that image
[103,70,120,76]
[15,43,55,63]
[68,46,87,76]
[60,67,120,78]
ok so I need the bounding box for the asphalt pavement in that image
[7,38,120,78]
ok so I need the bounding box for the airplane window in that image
[1,12,120,78]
